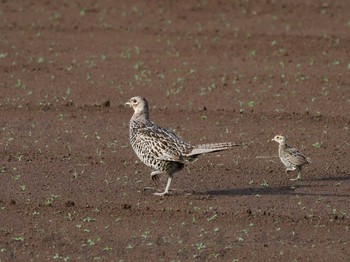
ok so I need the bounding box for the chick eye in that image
[132,99,137,103]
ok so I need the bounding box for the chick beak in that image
[125,101,131,107]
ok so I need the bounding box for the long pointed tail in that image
[187,142,241,156]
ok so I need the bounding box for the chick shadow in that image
[204,185,303,196]
[202,184,350,198]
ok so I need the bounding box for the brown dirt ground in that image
[1,0,350,261]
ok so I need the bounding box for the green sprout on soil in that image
[87,238,100,246]
[247,101,255,107]
[49,12,62,21]
[196,242,206,250]
[200,114,207,120]
[79,8,86,16]
[271,40,278,46]
[44,194,59,206]
[206,214,218,222]
[15,79,25,89]
[86,72,91,81]
[312,142,322,148]
[83,217,96,222]
[192,216,196,224]
[32,211,40,216]
[103,246,112,252]
[13,236,25,241]
[141,230,151,239]
[238,101,245,113]
[237,236,244,242]
[248,50,256,58]
[53,253,70,261]
[37,56,45,64]
[126,243,134,249]
[261,180,269,188]
[64,213,73,221]
[57,113,65,120]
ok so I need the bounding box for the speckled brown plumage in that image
[126,96,240,196]
[272,135,311,181]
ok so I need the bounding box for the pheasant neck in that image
[132,110,150,122]
[279,142,288,150]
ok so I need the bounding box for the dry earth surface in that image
[0,0,350,261]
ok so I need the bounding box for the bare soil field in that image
[0,0,349,261]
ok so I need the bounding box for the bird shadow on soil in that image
[202,185,350,197]
[316,175,350,181]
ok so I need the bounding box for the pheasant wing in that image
[286,147,308,166]
[135,125,192,163]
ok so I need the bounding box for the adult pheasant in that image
[125,96,240,196]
